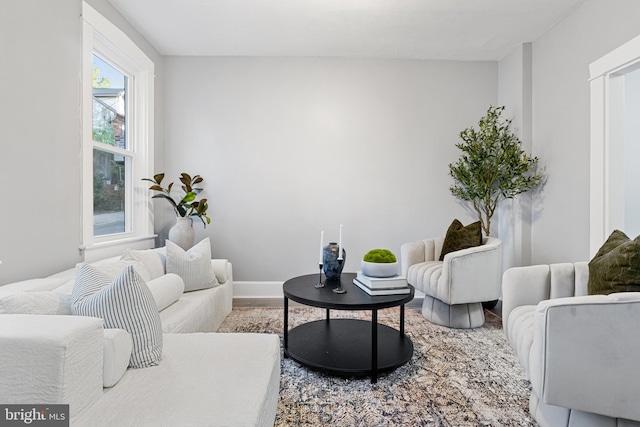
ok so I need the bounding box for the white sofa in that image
[0,249,281,427]
[502,262,640,427]
[24,250,234,334]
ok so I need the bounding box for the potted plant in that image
[361,249,398,278]
[448,106,543,236]
[143,172,211,249]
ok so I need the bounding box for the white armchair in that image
[401,236,502,328]
[502,262,640,427]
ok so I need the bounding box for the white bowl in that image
[360,260,399,278]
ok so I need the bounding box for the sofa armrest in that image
[532,293,640,422]
[440,238,503,304]
[0,314,104,417]
[502,264,555,340]
[211,259,232,285]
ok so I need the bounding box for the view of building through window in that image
[92,54,128,236]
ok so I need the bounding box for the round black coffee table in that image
[282,272,414,383]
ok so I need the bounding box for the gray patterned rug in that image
[218,307,536,427]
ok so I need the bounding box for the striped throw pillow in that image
[166,238,218,292]
[71,263,163,368]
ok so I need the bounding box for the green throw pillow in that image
[439,219,483,261]
[588,230,640,295]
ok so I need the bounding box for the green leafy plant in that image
[363,249,397,263]
[449,106,543,236]
[142,173,211,227]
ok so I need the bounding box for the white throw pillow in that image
[102,328,133,388]
[91,260,152,283]
[0,292,71,315]
[121,249,165,280]
[165,238,218,292]
[145,273,185,311]
[71,263,163,368]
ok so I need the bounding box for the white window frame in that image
[589,33,640,255]
[81,3,155,261]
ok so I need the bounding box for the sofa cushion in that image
[588,230,640,295]
[71,333,281,427]
[0,291,71,315]
[0,278,67,296]
[121,248,165,280]
[439,219,482,261]
[102,328,133,388]
[166,238,218,292]
[146,273,185,311]
[71,263,163,368]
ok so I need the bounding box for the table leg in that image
[371,309,378,384]
[400,304,405,336]
[283,297,289,357]
[326,308,330,321]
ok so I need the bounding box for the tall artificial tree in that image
[449,106,543,236]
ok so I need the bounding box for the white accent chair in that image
[401,236,503,328]
[502,262,640,427]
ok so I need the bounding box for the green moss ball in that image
[363,249,397,263]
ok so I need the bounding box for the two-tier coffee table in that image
[282,272,414,383]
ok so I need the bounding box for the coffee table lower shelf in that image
[284,318,413,380]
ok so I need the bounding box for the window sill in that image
[80,234,157,262]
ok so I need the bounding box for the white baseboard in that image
[233,281,424,309]
[233,281,284,298]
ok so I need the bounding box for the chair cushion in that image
[588,230,640,295]
[439,219,482,261]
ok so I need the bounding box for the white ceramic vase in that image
[168,217,195,250]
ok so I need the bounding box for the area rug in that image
[218,307,536,427]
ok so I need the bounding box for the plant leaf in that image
[151,194,177,207]
[182,192,197,203]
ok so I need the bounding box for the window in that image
[92,54,128,236]
[82,3,155,261]
[590,34,640,254]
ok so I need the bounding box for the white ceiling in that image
[107,0,586,61]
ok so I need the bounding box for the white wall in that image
[163,57,497,281]
[0,0,163,285]
[624,68,640,237]
[529,0,640,264]
[498,43,534,270]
